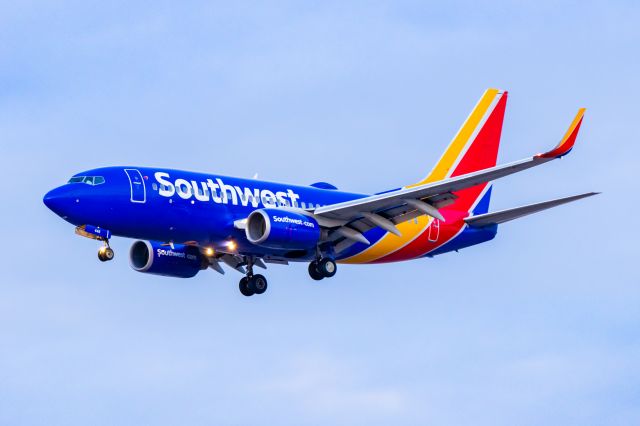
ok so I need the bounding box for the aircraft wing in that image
[464,192,598,227]
[313,109,585,243]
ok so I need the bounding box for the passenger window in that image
[152,183,158,191]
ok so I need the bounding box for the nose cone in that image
[43,186,75,218]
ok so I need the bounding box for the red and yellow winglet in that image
[536,108,586,159]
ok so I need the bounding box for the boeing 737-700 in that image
[43,89,596,296]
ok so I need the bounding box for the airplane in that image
[43,88,597,296]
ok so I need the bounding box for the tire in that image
[98,247,114,262]
[250,274,268,295]
[318,258,337,278]
[308,262,324,281]
[104,247,115,260]
[239,277,254,296]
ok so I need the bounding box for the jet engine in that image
[245,209,321,250]
[129,240,208,278]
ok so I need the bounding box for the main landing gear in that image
[238,258,268,297]
[98,242,114,262]
[308,258,337,281]
[239,274,268,297]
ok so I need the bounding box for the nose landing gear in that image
[74,225,114,262]
[98,242,114,262]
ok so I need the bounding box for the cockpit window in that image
[68,176,105,186]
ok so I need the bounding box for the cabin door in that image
[428,218,440,242]
[124,169,146,203]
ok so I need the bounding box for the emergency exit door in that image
[428,218,440,242]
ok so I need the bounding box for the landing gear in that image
[308,262,324,280]
[308,258,337,280]
[318,258,337,277]
[238,258,268,296]
[250,274,268,294]
[238,274,268,297]
[239,277,253,296]
[98,243,114,262]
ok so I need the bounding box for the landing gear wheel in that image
[317,258,337,278]
[98,246,114,262]
[249,274,268,295]
[308,261,324,281]
[239,277,254,297]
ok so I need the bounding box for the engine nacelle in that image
[246,209,321,250]
[129,240,207,278]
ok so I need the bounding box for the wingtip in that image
[536,108,586,159]
[572,191,600,201]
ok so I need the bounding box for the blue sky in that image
[1,1,639,425]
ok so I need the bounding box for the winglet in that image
[536,108,586,159]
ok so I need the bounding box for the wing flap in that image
[464,192,599,227]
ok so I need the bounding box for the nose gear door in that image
[124,169,146,203]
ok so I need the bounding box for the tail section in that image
[337,90,591,264]
[410,88,508,214]
[340,89,507,264]
[411,88,508,187]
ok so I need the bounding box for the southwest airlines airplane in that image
[44,89,596,296]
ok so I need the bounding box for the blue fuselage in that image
[43,166,369,261]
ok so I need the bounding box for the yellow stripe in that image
[341,88,500,264]
[339,216,432,264]
[409,88,500,187]
[559,108,586,146]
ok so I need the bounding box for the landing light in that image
[205,247,214,256]
[226,241,237,251]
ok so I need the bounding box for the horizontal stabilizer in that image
[465,192,598,227]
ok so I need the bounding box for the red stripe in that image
[374,93,507,263]
[451,92,507,177]
[537,116,583,159]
